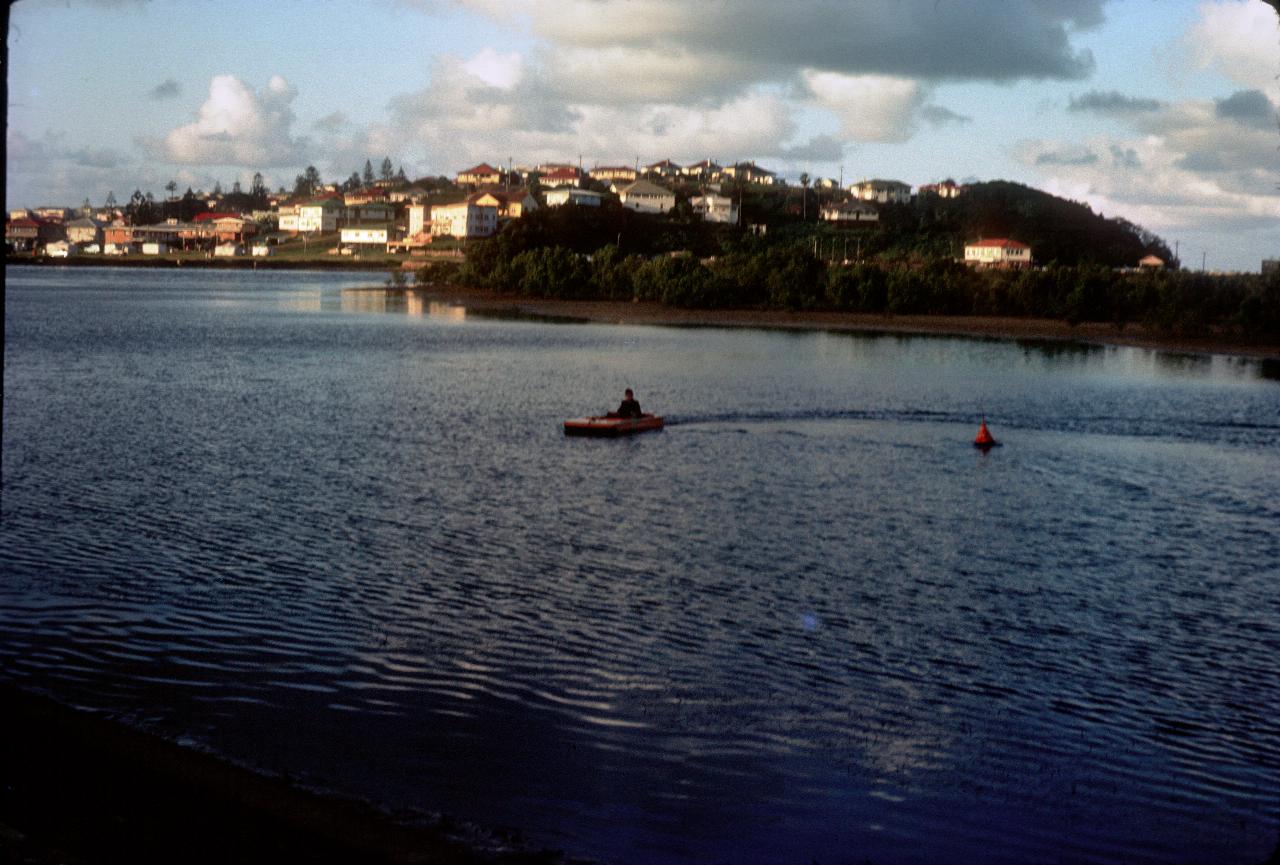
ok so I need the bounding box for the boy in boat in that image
[611,388,642,419]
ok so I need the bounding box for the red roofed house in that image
[540,166,583,188]
[457,163,504,187]
[964,238,1032,269]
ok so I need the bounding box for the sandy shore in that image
[410,286,1280,360]
[0,685,575,865]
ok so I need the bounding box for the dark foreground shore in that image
[0,685,575,865]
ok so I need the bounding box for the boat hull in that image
[563,414,664,437]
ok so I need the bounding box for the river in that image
[3,265,1278,864]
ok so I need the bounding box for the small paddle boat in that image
[564,413,664,437]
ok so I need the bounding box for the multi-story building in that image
[619,180,676,214]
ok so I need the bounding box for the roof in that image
[621,179,674,197]
[967,238,1029,249]
[858,178,910,188]
[458,163,500,176]
[194,212,243,222]
[646,159,681,169]
[543,166,581,180]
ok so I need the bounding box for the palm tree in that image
[799,172,810,221]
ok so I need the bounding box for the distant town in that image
[1,155,1200,272]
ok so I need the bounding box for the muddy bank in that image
[0,685,578,865]
[414,286,1280,360]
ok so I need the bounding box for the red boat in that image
[563,414,664,437]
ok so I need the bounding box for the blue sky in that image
[7,0,1279,271]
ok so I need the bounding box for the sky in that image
[7,0,1279,271]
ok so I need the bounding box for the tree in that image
[165,180,178,200]
[799,172,810,221]
[105,190,117,209]
[363,160,374,186]
[344,172,362,191]
[231,179,242,195]
[294,166,322,198]
[213,180,223,196]
[396,165,408,184]
[380,156,394,181]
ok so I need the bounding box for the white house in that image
[407,203,431,238]
[820,202,880,224]
[296,199,342,233]
[340,224,391,247]
[619,180,676,214]
[277,205,302,232]
[964,238,1032,269]
[214,243,244,257]
[431,196,499,238]
[142,241,169,255]
[251,244,274,257]
[851,179,912,204]
[545,187,604,207]
[690,193,738,224]
[45,240,77,258]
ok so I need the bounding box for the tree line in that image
[413,210,1279,343]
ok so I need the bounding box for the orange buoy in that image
[973,417,999,449]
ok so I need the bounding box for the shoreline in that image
[417,285,1280,361]
[8,259,1277,359]
[0,684,574,865]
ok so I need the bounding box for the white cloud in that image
[160,74,306,167]
[802,72,927,143]
[462,47,525,89]
[1185,0,1280,91]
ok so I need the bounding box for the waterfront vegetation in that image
[409,189,1280,343]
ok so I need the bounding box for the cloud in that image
[920,104,972,126]
[1184,0,1280,90]
[66,147,126,169]
[150,78,182,100]
[466,0,1101,85]
[313,111,350,133]
[1068,90,1164,115]
[778,134,846,162]
[1214,89,1277,128]
[802,72,927,143]
[158,74,307,167]
[1029,145,1100,166]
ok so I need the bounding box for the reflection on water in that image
[337,288,466,320]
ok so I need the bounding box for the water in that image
[3,265,1279,864]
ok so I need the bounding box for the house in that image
[407,203,432,238]
[277,205,302,233]
[456,163,504,187]
[214,243,244,257]
[589,166,637,184]
[540,166,583,188]
[1137,254,1165,270]
[296,199,342,233]
[431,194,499,238]
[619,180,676,214]
[964,238,1032,269]
[851,179,912,204]
[346,203,396,224]
[645,159,682,180]
[918,179,965,199]
[340,223,391,248]
[820,202,880,225]
[344,188,390,206]
[66,217,104,246]
[681,160,722,181]
[194,213,255,243]
[722,162,779,185]
[545,187,605,207]
[142,241,170,255]
[690,193,738,224]
[6,217,53,252]
[491,188,538,220]
[103,223,135,252]
[251,244,274,257]
[45,240,77,258]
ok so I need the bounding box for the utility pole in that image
[1202,250,1207,272]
